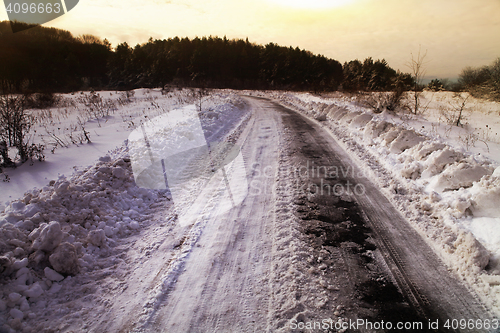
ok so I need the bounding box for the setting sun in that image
[267,0,354,9]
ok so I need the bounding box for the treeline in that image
[342,58,413,92]
[108,37,344,91]
[457,58,500,101]
[1,21,414,93]
[0,21,110,93]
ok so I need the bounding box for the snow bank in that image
[364,120,393,140]
[0,148,160,329]
[452,230,490,272]
[350,113,373,128]
[430,162,491,192]
[470,172,500,218]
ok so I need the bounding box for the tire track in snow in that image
[276,100,496,332]
[144,97,281,332]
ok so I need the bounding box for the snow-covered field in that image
[0,88,499,331]
[0,89,249,332]
[0,88,231,208]
[250,90,500,313]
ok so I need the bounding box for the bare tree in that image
[406,47,428,114]
[191,87,211,112]
[0,95,43,164]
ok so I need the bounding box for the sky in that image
[1,0,499,79]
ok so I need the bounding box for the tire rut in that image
[278,103,448,332]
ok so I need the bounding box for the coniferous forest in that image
[0,21,413,94]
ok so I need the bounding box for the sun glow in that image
[268,0,354,9]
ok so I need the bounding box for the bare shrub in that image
[459,58,500,102]
[439,93,470,127]
[78,91,116,123]
[117,90,135,106]
[190,87,211,112]
[76,117,91,144]
[24,92,61,109]
[26,143,45,164]
[0,95,35,162]
[0,140,13,167]
[0,95,43,163]
[458,130,485,152]
[356,90,404,113]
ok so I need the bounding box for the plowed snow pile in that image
[0,151,159,331]
[249,90,500,314]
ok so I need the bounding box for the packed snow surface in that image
[248,90,500,314]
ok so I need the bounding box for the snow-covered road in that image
[141,97,282,332]
[115,96,493,332]
[4,95,496,332]
[70,96,283,332]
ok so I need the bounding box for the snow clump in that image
[0,150,159,328]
